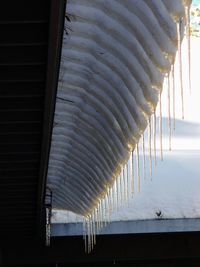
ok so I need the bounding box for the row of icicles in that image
[78,8,191,253]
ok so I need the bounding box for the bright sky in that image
[193,0,200,5]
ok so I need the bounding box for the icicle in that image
[94,208,98,235]
[87,217,90,253]
[92,213,95,248]
[131,151,135,195]
[110,187,113,212]
[167,74,172,151]
[112,183,115,212]
[98,203,102,231]
[85,219,88,253]
[90,215,93,252]
[110,187,113,213]
[96,205,100,234]
[159,91,163,160]
[123,167,127,203]
[120,172,123,206]
[98,204,101,231]
[88,216,91,253]
[129,158,132,198]
[83,218,87,253]
[108,188,112,214]
[112,188,115,211]
[95,208,98,234]
[126,163,129,203]
[177,20,184,119]
[89,217,92,253]
[98,204,101,230]
[101,200,104,228]
[116,175,119,209]
[100,200,104,228]
[142,133,146,180]
[106,192,110,223]
[153,111,157,166]
[172,64,176,130]
[136,143,140,192]
[128,160,131,199]
[185,5,191,94]
[90,215,94,251]
[104,198,107,226]
[129,155,132,189]
[107,189,110,217]
[101,199,105,227]
[148,117,152,179]
[93,211,96,245]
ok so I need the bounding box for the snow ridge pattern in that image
[47,0,191,251]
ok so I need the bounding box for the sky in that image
[192,0,200,5]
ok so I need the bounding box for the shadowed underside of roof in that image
[0,0,65,242]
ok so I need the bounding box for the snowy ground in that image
[52,36,200,224]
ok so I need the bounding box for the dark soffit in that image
[0,0,66,243]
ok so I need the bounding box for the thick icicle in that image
[101,200,104,228]
[177,20,184,119]
[101,200,104,227]
[97,206,100,233]
[83,218,87,253]
[111,187,114,212]
[127,161,130,203]
[116,177,119,209]
[126,163,130,202]
[123,167,127,203]
[94,209,97,236]
[104,194,109,223]
[90,215,94,251]
[112,186,115,212]
[167,74,172,151]
[93,211,96,245]
[104,198,107,226]
[113,182,116,211]
[148,117,152,179]
[96,208,99,234]
[153,111,157,166]
[91,216,94,251]
[136,143,140,192]
[108,188,113,216]
[185,5,191,94]
[87,217,91,253]
[125,164,128,202]
[142,133,146,180]
[120,172,123,206]
[116,176,119,209]
[108,188,112,216]
[172,64,176,130]
[129,153,133,195]
[131,151,135,195]
[159,91,163,160]
[99,204,102,231]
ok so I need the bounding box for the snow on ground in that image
[52,36,200,224]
